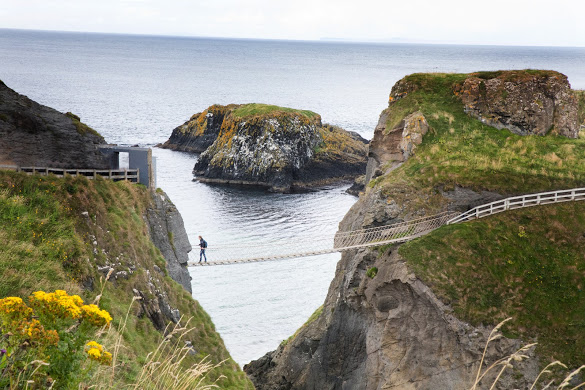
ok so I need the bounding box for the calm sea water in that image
[1,29,584,365]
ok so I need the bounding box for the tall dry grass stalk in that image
[86,295,222,389]
[130,317,224,390]
[470,319,584,390]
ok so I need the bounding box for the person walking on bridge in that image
[198,235,207,262]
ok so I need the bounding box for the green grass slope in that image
[370,73,585,212]
[400,201,585,367]
[0,171,253,389]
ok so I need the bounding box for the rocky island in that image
[161,103,368,192]
[245,70,585,389]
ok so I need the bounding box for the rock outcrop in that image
[454,70,579,138]
[146,190,192,293]
[366,109,428,184]
[0,80,108,168]
[161,104,238,153]
[162,104,368,193]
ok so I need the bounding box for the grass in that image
[232,103,320,121]
[399,201,585,367]
[0,171,253,389]
[471,69,563,82]
[65,111,103,138]
[370,73,585,214]
[366,267,378,279]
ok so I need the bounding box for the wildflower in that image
[100,351,112,365]
[80,304,112,327]
[0,296,33,322]
[87,347,101,360]
[29,290,83,320]
[86,341,103,352]
[85,341,111,365]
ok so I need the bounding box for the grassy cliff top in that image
[399,201,585,367]
[469,69,567,81]
[0,171,252,389]
[232,103,320,120]
[370,72,585,212]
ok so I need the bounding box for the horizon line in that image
[1,27,584,50]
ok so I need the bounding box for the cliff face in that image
[146,190,193,293]
[245,71,585,389]
[0,80,108,168]
[455,70,579,138]
[245,248,538,390]
[162,103,368,193]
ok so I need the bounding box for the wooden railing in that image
[0,165,139,183]
[447,188,585,224]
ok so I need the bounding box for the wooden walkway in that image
[189,187,585,267]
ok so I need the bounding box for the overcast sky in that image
[1,0,584,47]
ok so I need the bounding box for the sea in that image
[1,28,584,365]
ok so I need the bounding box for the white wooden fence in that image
[447,188,585,224]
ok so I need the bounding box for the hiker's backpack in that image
[202,239,207,248]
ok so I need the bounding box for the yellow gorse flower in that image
[29,290,83,320]
[80,304,113,327]
[87,347,101,359]
[85,341,111,365]
[0,296,33,320]
[86,341,103,352]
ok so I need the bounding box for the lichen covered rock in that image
[160,104,239,153]
[164,104,368,192]
[454,70,579,138]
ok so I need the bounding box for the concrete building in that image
[98,145,156,188]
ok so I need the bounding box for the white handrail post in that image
[571,190,575,201]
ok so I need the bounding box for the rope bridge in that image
[188,187,585,267]
[188,212,456,266]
